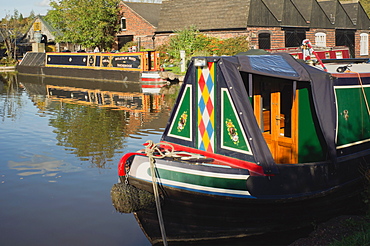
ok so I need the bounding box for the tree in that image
[0,10,32,61]
[47,0,120,50]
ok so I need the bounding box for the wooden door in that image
[253,78,298,164]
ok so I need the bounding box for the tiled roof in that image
[157,0,249,32]
[125,2,162,27]
[318,0,355,28]
[157,0,369,33]
[341,1,370,29]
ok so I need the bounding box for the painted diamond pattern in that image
[197,62,215,152]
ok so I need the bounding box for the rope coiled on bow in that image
[144,140,170,246]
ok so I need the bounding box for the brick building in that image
[116,1,161,51]
[124,0,370,58]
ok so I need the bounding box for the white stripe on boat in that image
[134,161,249,179]
[156,178,252,196]
[130,161,252,196]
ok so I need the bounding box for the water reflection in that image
[8,154,80,181]
[0,73,158,245]
[110,184,313,246]
[2,73,178,170]
[0,72,25,121]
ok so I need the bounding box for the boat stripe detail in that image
[131,161,251,196]
[155,163,249,179]
[155,178,253,197]
[132,162,252,197]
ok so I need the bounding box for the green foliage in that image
[158,26,249,69]
[166,26,206,61]
[47,0,120,50]
[0,9,34,60]
[330,222,370,246]
[49,103,127,168]
[217,36,250,56]
[119,41,145,52]
[329,169,370,246]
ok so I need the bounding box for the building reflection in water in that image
[9,74,179,169]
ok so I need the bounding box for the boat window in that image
[261,82,271,134]
[280,84,292,138]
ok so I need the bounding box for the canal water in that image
[0,73,178,245]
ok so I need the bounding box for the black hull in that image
[129,178,365,245]
[17,74,143,93]
[16,65,141,82]
[120,153,369,244]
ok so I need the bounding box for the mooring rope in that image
[144,140,172,246]
[350,70,370,116]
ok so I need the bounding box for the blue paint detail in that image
[198,97,205,113]
[199,142,206,151]
[206,121,214,138]
[206,76,214,92]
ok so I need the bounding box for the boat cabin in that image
[162,54,370,174]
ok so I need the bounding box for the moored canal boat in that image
[115,53,370,242]
[16,51,168,87]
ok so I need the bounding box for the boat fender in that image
[110,183,155,213]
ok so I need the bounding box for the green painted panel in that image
[222,90,251,153]
[336,86,370,146]
[298,88,326,162]
[169,85,192,140]
[154,168,247,191]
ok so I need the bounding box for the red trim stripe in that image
[160,141,266,175]
[140,77,167,82]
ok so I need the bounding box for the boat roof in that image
[162,53,339,174]
[316,58,370,73]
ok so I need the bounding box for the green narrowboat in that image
[115,53,370,243]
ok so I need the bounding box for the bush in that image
[158,26,249,69]
[120,41,145,52]
[217,36,249,56]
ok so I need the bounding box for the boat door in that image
[252,75,298,164]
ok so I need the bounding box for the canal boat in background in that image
[16,51,168,88]
[266,45,350,61]
[114,52,370,243]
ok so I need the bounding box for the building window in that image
[336,29,356,58]
[315,32,326,47]
[121,17,126,31]
[258,33,271,49]
[284,28,306,47]
[360,33,369,56]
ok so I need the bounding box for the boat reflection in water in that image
[16,74,177,169]
[46,85,162,113]
[111,182,346,246]
[18,73,166,115]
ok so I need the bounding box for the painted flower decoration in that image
[226,119,239,145]
[177,111,188,132]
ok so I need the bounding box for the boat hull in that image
[124,173,365,244]
[17,65,141,82]
[117,152,368,243]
